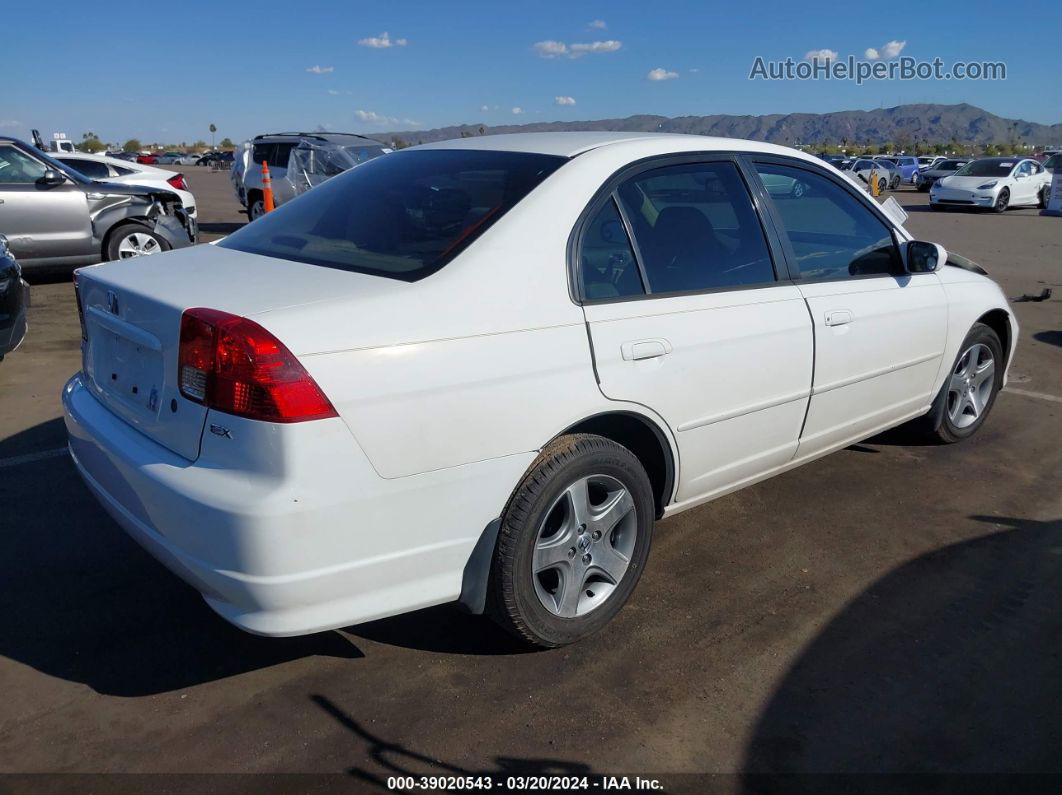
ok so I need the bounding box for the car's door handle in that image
[825,309,853,326]
[621,339,672,361]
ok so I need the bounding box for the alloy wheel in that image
[532,474,638,618]
[947,343,995,429]
[116,232,162,259]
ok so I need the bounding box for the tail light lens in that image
[167,173,189,191]
[178,308,337,423]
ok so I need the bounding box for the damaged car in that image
[0,136,197,272]
[0,234,29,360]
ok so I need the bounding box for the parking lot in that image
[1,167,1060,783]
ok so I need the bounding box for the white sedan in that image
[64,133,1016,647]
[930,157,1051,212]
[54,152,198,218]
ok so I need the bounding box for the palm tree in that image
[209,124,217,149]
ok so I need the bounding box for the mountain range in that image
[382,104,1062,148]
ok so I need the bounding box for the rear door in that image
[747,157,947,455]
[578,157,813,503]
[0,143,93,262]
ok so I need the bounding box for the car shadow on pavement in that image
[742,514,1062,780]
[311,693,598,788]
[197,222,245,236]
[1033,330,1062,348]
[348,605,537,656]
[0,421,362,697]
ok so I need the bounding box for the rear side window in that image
[754,162,901,281]
[250,142,273,165]
[580,198,644,300]
[59,158,110,180]
[612,161,775,294]
[220,149,566,281]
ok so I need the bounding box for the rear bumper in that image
[62,373,527,635]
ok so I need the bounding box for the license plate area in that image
[85,308,165,420]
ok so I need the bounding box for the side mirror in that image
[906,240,946,273]
[37,169,66,186]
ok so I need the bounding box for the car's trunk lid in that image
[75,243,400,461]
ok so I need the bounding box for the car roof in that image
[253,132,384,145]
[413,131,811,159]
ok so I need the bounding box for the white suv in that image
[65,133,1016,647]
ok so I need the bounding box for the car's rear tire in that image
[1040,185,1050,209]
[488,434,655,648]
[104,222,169,261]
[917,322,1003,444]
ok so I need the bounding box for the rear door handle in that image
[825,309,853,327]
[621,339,672,361]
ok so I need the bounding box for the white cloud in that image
[647,67,679,81]
[533,40,569,58]
[354,109,419,127]
[0,120,20,128]
[881,39,906,58]
[864,47,880,60]
[358,32,407,48]
[569,40,622,56]
[804,48,839,62]
[689,67,700,73]
[533,39,621,58]
[512,107,524,115]
[327,89,340,95]
[555,96,576,105]
[480,104,490,112]
[588,19,607,29]
[306,65,334,74]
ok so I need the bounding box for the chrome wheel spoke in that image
[534,536,574,573]
[588,487,634,537]
[589,540,630,585]
[974,358,995,389]
[555,568,586,618]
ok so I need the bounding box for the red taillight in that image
[167,173,189,191]
[178,308,337,423]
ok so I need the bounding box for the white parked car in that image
[53,152,198,218]
[64,133,1017,647]
[930,157,1051,212]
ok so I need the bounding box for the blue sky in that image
[4,0,1059,145]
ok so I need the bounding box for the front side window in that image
[0,144,47,184]
[579,197,643,300]
[754,162,901,281]
[612,161,775,294]
[251,142,276,166]
[220,149,565,281]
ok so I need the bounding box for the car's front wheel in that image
[105,223,169,261]
[488,434,655,647]
[993,188,1010,213]
[1040,185,1051,209]
[920,322,1003,443]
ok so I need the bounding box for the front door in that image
[578,158,814,504]
[0,143,92,263]
[747,159,948,455]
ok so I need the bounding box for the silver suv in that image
[232,132,389,219]
[0,137,197,272]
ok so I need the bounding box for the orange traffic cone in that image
[261,161,275,214]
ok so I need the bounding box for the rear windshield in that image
[954,160,1014,177]
[219,149,566,281]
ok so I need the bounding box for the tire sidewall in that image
[499,438,655,647]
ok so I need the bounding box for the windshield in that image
[219,149,566,281]
[954,160,1015,177]
[1044,155,1060,170]
[938,160,967,170]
